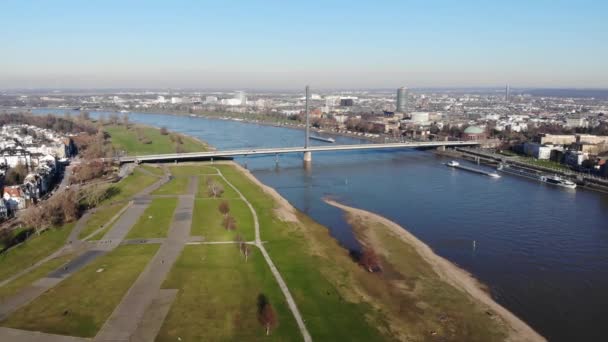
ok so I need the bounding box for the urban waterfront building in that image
[462,126,487,141]
[396,86,408,113]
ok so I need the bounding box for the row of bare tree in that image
[20,189,80,235]
[0,112,98,135]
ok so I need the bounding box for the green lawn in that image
[516,156,571,171]
[215,164,385,341]
[103,168,159,204]
[152,177,190,195]
[157,245,300,341]
[78,203,126,240]
[0,254,73,303]
[197,175,239,198]
[105,125,207,156]
[0,223,75,283]
[169,165,217,177]
[191,199,254,241]
[140,164,165,176]
[126,198,178,239]
[2,244,159,337]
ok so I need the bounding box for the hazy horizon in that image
[2,0,607,89]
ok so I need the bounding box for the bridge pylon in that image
[304,85,311,162]
[303,151,312,162]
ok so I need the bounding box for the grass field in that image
[157,245,300,341]
[191,199,254,241]
[151,177,189,195]
[140,164,165,176]
[126,198,178,239]
[105,125,207,156]
[78,203,126,240]
[516,156,571,171]
[0,254,73,303]
[189,164,385,340]
[157,164,380,341]
[169,165,217,177]
[103,168,159,204]
[197,175,239,198]
[0,223,75,283]
[1,244,159,337]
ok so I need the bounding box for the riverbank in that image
[436,148,608,194]
[24,106,386,143]
[210,160,527,340]
[324,198,545,342]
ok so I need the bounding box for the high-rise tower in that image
[505,84,510,102]
[396,87,408,113]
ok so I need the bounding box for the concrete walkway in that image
[0,194,156,321]
[94,177,197,342]
[0,206,95,289]
[0,171,169,330]
[216,168,313,342]
[0,327,89,342]
[130,289,178,342]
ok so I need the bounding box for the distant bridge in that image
[118,141,480,164]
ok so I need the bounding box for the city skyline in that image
[1,0,607,89]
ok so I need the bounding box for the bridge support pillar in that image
[303,151,312,162]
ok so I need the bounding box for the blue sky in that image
[1,0,606,89]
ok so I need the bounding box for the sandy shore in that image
[324,198,545,342]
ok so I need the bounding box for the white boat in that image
[540,175,577,189]
[310,136,335,143]
[498,164,576,189]
[446,160,460,167]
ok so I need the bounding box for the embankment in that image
[325,198,545,342]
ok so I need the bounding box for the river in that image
[35,109,608,341]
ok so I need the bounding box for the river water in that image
[35,109,608,341]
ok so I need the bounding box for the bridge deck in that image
[118,141,479,163]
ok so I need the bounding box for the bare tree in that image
[242,244,251,262]
[59,189,80,222]
[236,233,244,246]
[359,248,382,273]
[121,113,130,127]
[71,160,106,184]
[78,111,90,122]
[218,200,230,217]
[20,206,47,235]
[4,162,28,185]
[222,215,237,231]
[109,113,120,125]
[207,180,224,198]
[82,184,110,208]
[257,294,278,335]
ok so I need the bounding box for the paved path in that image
[94,177,197,342]
[0,195,156,321]
[81,202,132,242]
[130,289,178,342]
[0,327,88,342]
[0,204,95,289]
[0,171,169,330]
[217,168,313,342]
